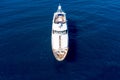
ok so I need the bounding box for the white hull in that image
[51,4,69,61]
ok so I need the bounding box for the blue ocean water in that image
[0,0,120,80]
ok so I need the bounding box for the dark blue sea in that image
[0,0,120,80]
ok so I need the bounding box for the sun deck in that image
[54,14,66,24]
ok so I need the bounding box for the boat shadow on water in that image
[52,19,79,73]
[65,19,78,62]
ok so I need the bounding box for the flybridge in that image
[54,14,66,24]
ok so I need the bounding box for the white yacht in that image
[51,4,69,61]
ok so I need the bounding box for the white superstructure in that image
[51,4,69,61]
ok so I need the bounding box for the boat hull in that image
[51,4,68,61]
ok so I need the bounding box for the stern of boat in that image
[52,48,68,61]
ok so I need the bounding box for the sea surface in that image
[0,0,120,80]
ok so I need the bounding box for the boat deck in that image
[54,14,66,24]
[52,48,68,61]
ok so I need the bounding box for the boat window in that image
[58,14,64,16]
[53,30,67,34]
